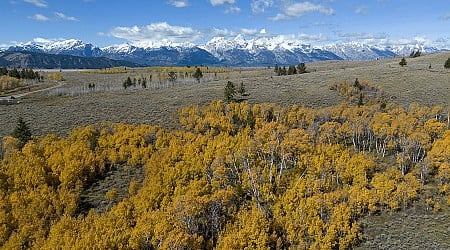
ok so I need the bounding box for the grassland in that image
[1,52,448,139]
[1,52,449,248]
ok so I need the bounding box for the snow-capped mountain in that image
[7,39,102,57]
[200,36,341,66]
[323,42,397,60]
[387,44,443,57]
[102,43,220,66]
[5,37,448,67]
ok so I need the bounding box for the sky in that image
[1,0,450,48]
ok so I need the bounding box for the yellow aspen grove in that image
[0,98,449,249]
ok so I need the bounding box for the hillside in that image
[0,51,140,69]
[0,52,449,249]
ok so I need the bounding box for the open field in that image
[1,52,449,138]
[1,52,449,249]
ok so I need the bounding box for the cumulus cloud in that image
[109,22,203,44]
[33,37,53,43]
[339,32,388,40]
[210,0,235,6]
[271,1,334,21]
[251,0,273,14]
[280,33,327,43]
[240,28,259,36]
[225,6,241,13]
[28,13,49,21]
[211,28,236,37]
[55,12,79,21]
[24,0,47,7]
[168,0,189,7]
[355,6,367,15]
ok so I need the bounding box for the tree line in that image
[0,67,41,80]
[274,63,307,76]
[1,84,450,248]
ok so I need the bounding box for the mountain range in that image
[1,37,447,68]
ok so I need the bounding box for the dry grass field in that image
[1,52,449,248]
[1,52,448,138]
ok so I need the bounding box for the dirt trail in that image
[12,81,66,98]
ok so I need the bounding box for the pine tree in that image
[238,82,246,96]
[399,57,407,67]
[224,81,236,102]
[445,58,450,69]
[297,63,307,74]
[287,65,297,75]
[168,71,177,85]
[12,117,32,149]
[193,68,203,83]
[123,77,132,89]
[358,93,364,107]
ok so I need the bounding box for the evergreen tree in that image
[0,67,7,76]
[274,64,279,73]
[8,68,19,78]
[297,63,307,74]
[445,58,450,69]
[12,117,32,149]
[168,71,177,85]
[287,65,297,75]
[399,57,407,67]
[354,78,362,90]
[245,109,255,129]
[278,66,287,76]
[224,81,236,102]
[238,82,246,96]
[123,77,132,89]
[358,93,364,107]
[193,67,203,83]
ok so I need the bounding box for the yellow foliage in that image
[0,75,23,91]
[47,72,65,81]
[0,100,449,249]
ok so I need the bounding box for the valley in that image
[1,52,449,249]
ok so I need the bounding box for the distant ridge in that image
[5,37,449,67]
[0,51,141,69]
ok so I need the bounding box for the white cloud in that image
[339,32,388,40]
[241,28,259,36]
[168,0,189,7]
[24,0,47,7]
[271,1,334,21]
[28,13,49,21]
[355,6,367,15]
[55,12,79,21]
[210,0,235,6]
[440,13,450,21]
[270,13,287,21]
[109,22,203,44]
[33,37,53,43]
[211,28,236,37]
[285,2,334,17]
[225,6,241,13]
[281,33,328,43]
[251,0,273,14]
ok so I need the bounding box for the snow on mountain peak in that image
[4,37,448,66]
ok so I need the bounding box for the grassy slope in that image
[0,52,449,248]
[1,52,448,138]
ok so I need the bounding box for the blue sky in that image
[1,0,450,48]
